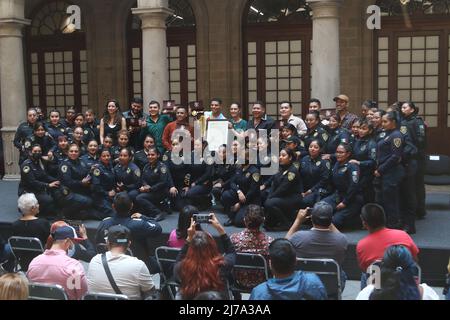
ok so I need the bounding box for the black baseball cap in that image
[107,225,130,245]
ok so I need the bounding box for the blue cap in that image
[51,226,83,242]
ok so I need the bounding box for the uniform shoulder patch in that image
[24,141,31,149]
[161,166,167,174]
[252,172,260,183]
[326,161,331,170]
[394,138,402,148]
[379,132,386,139]
[61,165,68,173]
[294,162,300,169]
[126,168,131,174]
[84,130,89,135]
[135,169,141,177]
[245,172,251,178]
[288,172,296,181]
[322,132,329,141]
[352,170,359,183]
[400,126,408,135]
[316,161,321,167]
[23,166,30,173]
[93,168,101,177]
[60,128,65,132]
[313,132,318,138]
[162,154,169,162]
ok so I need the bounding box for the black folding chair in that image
[155,246,181,300]
[83,292,129,300]
[295,258,342,300]
[8,236,44,272]
[231,253,269,294]
[28,282,68,300]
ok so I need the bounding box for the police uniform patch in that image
[326,162,331,170]
[162,154,168,162]
[246,172,251,178]
[63,188,69,196]
[400,126,407,135]
[93,168,100,177]
[135,169,141,177]
[340,167,348,173]
[161,166,167,174]
[360,145,366,152]
[154,168,158,173]
[322,132,329,141]
[316,161,321,167]
[23,166,30,174]
[60,128,65,132]
[24,141,31,149]
[61,165,68,173]
[352,171,359,183]
[313,132,318,138]
[294,162,300,169]
[288,172,296,181]
[379,132,386,139]
[252,173,260,182]
[394,138,402,148]
[84,130,88,135]
[126,168,131,174]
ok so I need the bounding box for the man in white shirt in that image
[279,101,307,136]
[87,225,155,300]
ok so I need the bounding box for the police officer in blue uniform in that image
[323,144,363,230]
[24,122,56,160]
[14,108,38,165]
[134,134,156,170]
[221,148,261,227]
[162,140,189,212]
[302,111,329,150]
[80,140,100,169]
[374,112,405,229]
[300,139,331,207]
[59,144,94,219]
[48,135,69,177]
[135,147,170,221]
[350,119,377,203]
[114,147,141,203]
[90,148,116,219]
[19,144,61,217]
[324,114,351,158]
[95,192,162,272]
[210,145,237,205]
[46,109,67,141]
[401,101,427,221]
[264,148,303,231]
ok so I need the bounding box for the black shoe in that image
[155,212,167,222]
[223,219,234,227]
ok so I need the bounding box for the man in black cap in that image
[87,225,155,300]
[285,201,348,291]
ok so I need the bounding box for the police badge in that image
[61,165,68,173]
[288,172,296,181]
[394,138,402,148]
[352,171,359,183]
[252,173,260,182]
[93,168,101,177]
[161,166,167,174]
[400,126,407,135]
[23,166,30,174]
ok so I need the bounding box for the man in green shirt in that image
[140,100,171,154]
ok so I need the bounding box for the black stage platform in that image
[1,181,449,286]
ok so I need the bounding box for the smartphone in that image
[306,208,313,217]
[193,213,212,224]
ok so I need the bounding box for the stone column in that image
[132,0,173,107]
[308,0,342,109]
[0,0,30,180]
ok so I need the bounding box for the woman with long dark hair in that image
[302,110,329,150]
[99,99,126,145]
[174,213,235,300]
[167,205,202,248]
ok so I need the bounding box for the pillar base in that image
[1,126,20,180]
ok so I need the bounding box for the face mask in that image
[32,152,42,160]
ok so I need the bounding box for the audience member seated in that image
[286,202,348,289]
[46,221,96,263]
[174,213,236,300]
[11,193,51,245]
[87,225,155,300]
[27,225,88,300]
[230,205,273,290]
[356,203,419,289]
[95,192,162,272]
[356,245,439,300]
[249,239,327,300]
[0,273,29,300]
[168,205,201,248]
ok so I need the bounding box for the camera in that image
[193,213,212,224]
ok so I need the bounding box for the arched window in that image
[27,0,88,116]
[375,0,450,154]
[127,0,197,105]
[243,0,312,119]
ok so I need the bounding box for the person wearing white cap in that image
[333,94,359,131]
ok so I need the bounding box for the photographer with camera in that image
[173,213,236,300]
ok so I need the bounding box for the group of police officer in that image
[14,97,426,234]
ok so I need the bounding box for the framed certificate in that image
[206,119,229,151]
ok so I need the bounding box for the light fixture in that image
[250,6,264,16]
[61,16,76,34]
